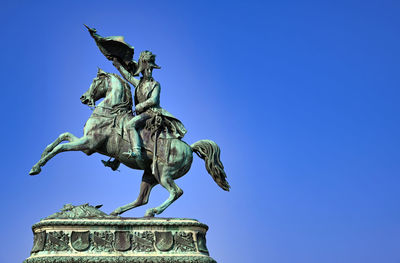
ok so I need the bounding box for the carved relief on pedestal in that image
[26,216,217,263]
[132,231,155,252]
[155,231,174,252]
[115,231,131,251]
[31,232,46,253]
[45,231,70,251]
[71,231,90,251]
[90,231,114,252]
[196,232,209,254]
[174,232,196,252]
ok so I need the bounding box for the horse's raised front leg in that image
[145,166,183,217]
[110,169,158,216]
[29,135,96,175]
[40,132,81,158]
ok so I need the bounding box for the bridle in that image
[87,74,110,111]
[88,73,133,115]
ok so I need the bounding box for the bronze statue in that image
[29,26,230,217]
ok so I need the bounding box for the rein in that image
[92,106,133,118]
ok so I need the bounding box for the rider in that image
[112,51,186,161]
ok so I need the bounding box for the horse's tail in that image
[191,140,230,191]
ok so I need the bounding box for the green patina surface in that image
[29,25,229,219]
[24,256,216,263]
[27,26,228,262]
[25,204,216,263]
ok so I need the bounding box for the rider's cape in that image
[144,107,187,140]
[134,80,187,140]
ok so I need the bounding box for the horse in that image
[29,69,230,217]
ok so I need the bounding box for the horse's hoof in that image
[110,209,121,216]
[144,209,156,217]
[29,166,41,176]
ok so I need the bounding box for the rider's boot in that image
[124,128,143,161]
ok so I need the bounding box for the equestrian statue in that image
[29,26,230,217]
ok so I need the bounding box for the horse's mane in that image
[109,73,133,114]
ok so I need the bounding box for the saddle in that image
[112,112,185,167]
[94,108,186,174]
[111,112,185,148]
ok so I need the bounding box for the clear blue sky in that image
[1,1,400,262]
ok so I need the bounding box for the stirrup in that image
[101,158,120,171]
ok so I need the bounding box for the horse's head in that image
[80,68,109,107]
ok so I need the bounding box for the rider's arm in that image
[113,58,139,87]
[136,83,160,113]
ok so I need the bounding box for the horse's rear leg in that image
[30,136,95,175]
[110,170,157,216]
[145,166,183,217]
[41,132,90,158]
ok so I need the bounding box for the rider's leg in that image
[125,113,150,158]
[125,115,142,157]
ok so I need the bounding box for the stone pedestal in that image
[24,204,216,263]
